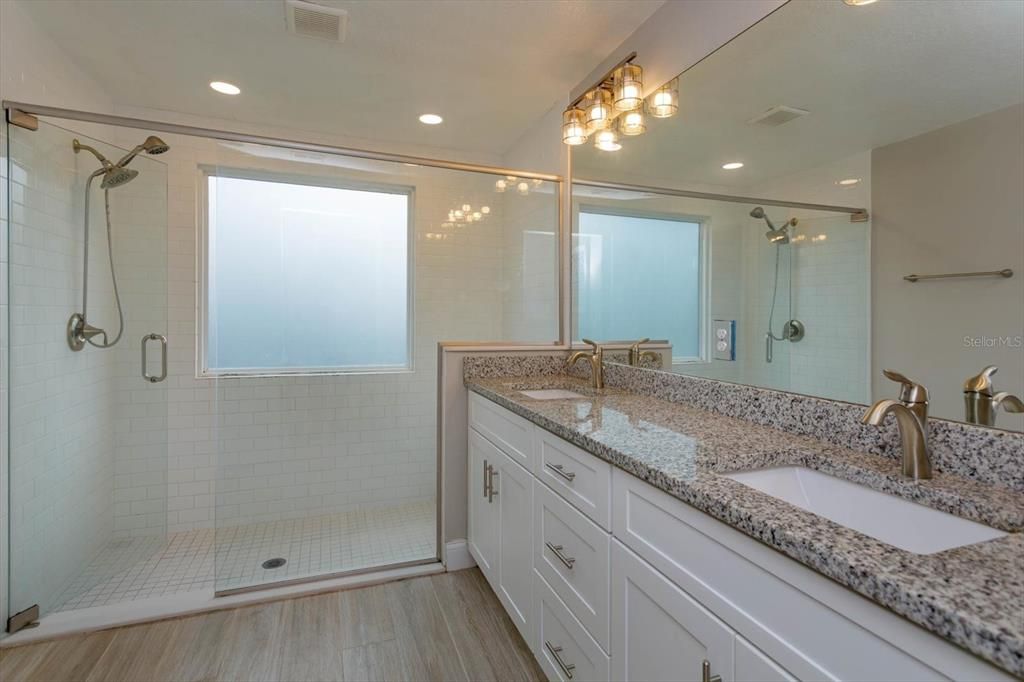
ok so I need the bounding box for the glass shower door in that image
[5,118,168,626]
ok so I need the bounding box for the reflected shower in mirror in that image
[571,0,1023,430]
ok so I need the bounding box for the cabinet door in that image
[735,637,797,682]
[612,540,735,682]
[468,429,499,583]
[495,450,534,641]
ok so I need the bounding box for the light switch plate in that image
[713,320,736,361]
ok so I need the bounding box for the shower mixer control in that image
[713,320,736,361]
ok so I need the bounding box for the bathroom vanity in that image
[464,373,1022,681]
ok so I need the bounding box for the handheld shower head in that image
[750,206,798,243]
[114,135,171,168]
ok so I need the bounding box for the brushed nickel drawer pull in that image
[483,459,490,498]
[545,641,576,679]
[545,542,576,569]
[546,462,577,482]
[702,659,721,682]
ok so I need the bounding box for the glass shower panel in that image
[5,119,168,621]
[203,141,559,592]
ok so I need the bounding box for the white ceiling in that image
[20,0,664,157]
[574,0,1024,189]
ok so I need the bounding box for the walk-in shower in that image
[750,206,804,362]
[66,135,169,350]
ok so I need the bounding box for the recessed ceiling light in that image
[210,81,241,95]
[722,162,744,170]
[843,0,878,5]
[837,177,862,186]
[419,114,443,125]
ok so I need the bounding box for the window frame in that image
[197,165,416,378]
[574,204,710,364]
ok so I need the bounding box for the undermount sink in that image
[724,466,1006,554]
[518,388,587,400]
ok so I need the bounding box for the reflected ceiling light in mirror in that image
[585,88,614,134]
[517,181,531,195]
[843,0,878,5]
[836,177,862,186]
[418,113,443,125]
[722,162,745,170]
[614,63,644,111]
[595,128,622,152]
[649,77,679,118]
[562,108,588,145]
[494,179,507,192]
[210,81,241,95]
[619,103,647,136]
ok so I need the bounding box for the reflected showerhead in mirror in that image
[750,206,797,244]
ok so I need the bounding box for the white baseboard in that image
[445,539,476,571]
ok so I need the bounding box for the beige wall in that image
[872,104,1024,428]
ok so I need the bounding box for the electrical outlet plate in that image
[713,320,736,361]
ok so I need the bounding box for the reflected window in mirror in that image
[574,208,704,362]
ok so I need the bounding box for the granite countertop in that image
[467,374,1024,676]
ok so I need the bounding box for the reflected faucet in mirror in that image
[963,366,1024,427]
[570,339,605,389]
[628,338,658,367]
[862,370,932,480]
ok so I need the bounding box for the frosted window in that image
[576,210,702,360]
[206,174,410,374]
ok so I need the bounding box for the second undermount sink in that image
[724,466,1006,554]
[519,388,587,400]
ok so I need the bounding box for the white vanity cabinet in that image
[466,393,1013,682]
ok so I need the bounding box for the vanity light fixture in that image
[561,53,678,149]
[481,206,490,214]
[494,179,507,192]
[562,108,588,145]
[722,162,745,170]
[210,81,241,95]
[585,88,614,134]
[837,178,862,186]
[614,63,644,111]
[418,113,443,125]
[619,103,647,136]
[517,181,530,195]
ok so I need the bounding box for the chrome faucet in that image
[862,370,932,480]
[963,366,1024,427]
[628,338,659,367]
[570,339,604,389]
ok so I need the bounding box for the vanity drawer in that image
[469,392,535,471]
[535,478,611,652]
[535,427,612,530]
[534,570,610,682]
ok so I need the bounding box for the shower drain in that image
[262,557,287,569]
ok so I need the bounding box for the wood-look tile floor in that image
[0,569,545,682]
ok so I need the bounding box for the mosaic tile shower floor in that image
[52,499,436,612]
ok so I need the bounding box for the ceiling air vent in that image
[285,0,348,43]
[747,105,809,127]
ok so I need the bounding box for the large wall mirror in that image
[570,0,1024,432]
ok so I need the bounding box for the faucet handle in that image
[630,337,650,350]
[581,338,601,353]
[882,369,929,404]
[964,365,999,395]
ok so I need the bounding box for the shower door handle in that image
[141,333,168,383]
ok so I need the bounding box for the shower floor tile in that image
[52,500,436,612]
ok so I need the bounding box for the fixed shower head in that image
[99,166,139,189]
[749,206,766,220]
[750,206,797,244]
